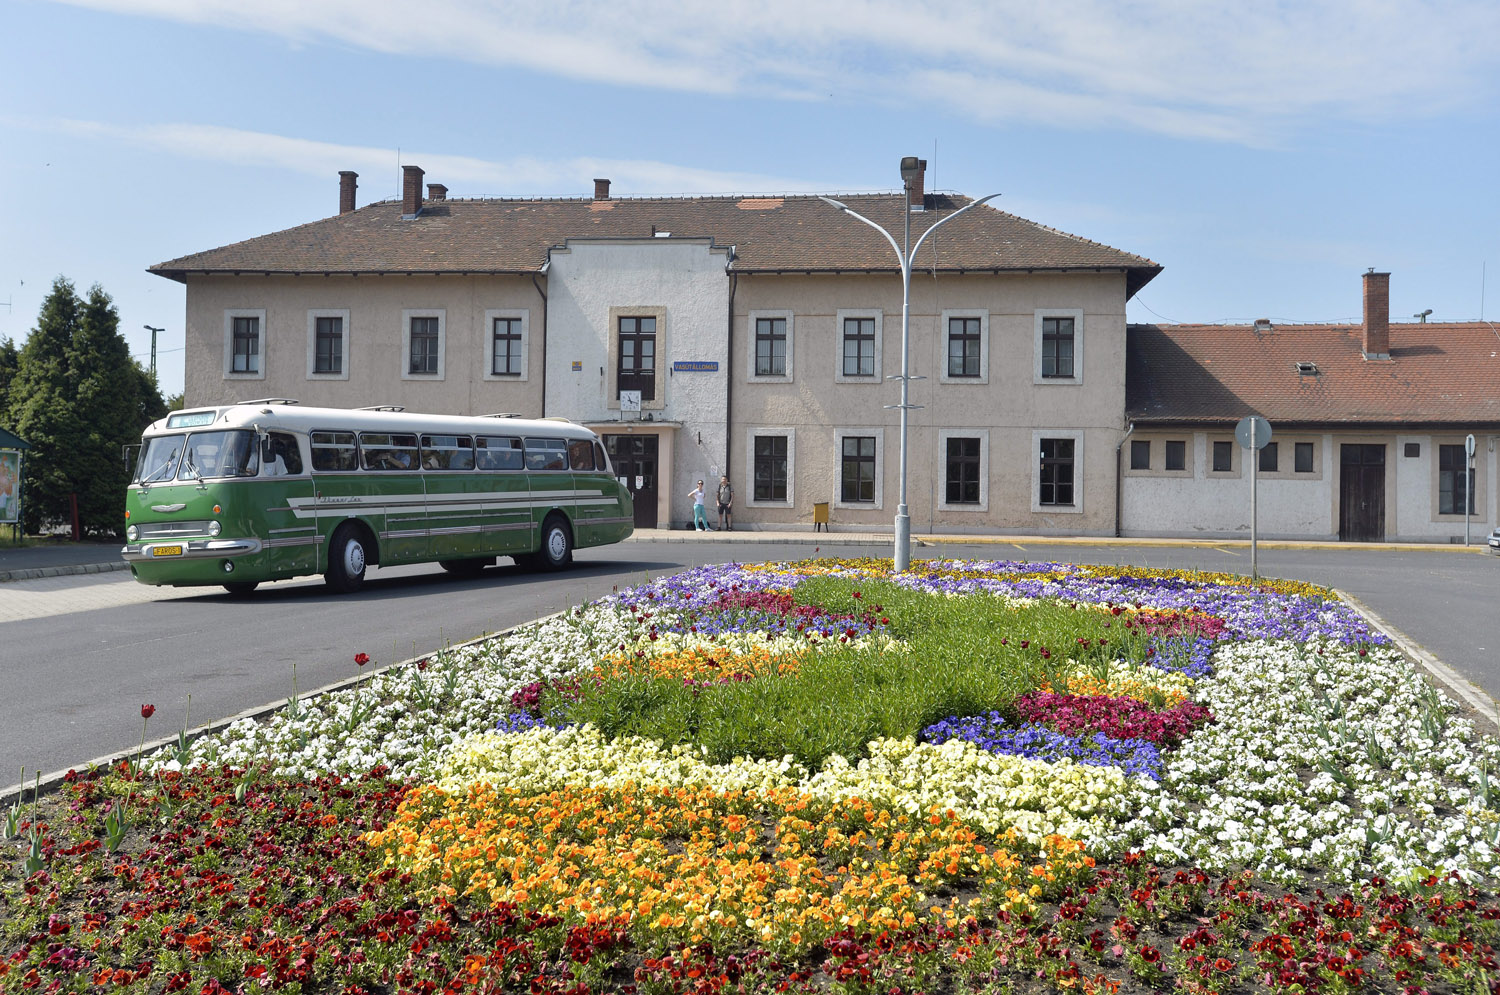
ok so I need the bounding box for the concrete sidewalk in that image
[1,527,1489,583]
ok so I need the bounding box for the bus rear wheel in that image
[524,514,573,571]
[326,524,369,593]
[222,581,259,597]
[439,557,491,578]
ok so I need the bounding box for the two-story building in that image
[151,163,1161,533]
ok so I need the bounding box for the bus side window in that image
[525,437,568,471]
[263,432,303,475]
[568,438,595,470]
[311,431,358,471]
[421,435,474,470]
[594,441,608,474]
[476,436,523,471]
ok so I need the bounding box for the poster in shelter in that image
[0,450,18,524]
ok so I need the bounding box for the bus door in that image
[524,436,575,538]
[259,431,317,575]
[474,435,533,555]
[566,437,610,547]
[356,431,429,564]
[420,434,481,560]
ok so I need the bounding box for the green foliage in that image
[552,579,1141,768]
[6,277,165,535]
[0,338,17,414]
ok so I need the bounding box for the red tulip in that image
[141,704,156,720]
[354,653,370,666]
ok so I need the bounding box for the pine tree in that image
[8,277,86,533]
[70,285,164,536]
[0,338,18,414]
[7,277,165,536]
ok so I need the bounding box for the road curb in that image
[0,560,130,583]
[1335,588,1500,733]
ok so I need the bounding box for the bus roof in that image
[145,403,600,441]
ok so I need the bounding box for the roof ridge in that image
[988,206,1159,268]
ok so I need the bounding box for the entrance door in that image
[605,434,659,529]
[1339,444,1386,541]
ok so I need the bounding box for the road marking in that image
[1011,543,1028,551]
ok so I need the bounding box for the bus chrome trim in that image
[263,536,322,549]
[150,503,188,513]
[122,538,263,562]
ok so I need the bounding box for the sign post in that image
[1466,433,1476,546]
[1235,416,1273,580]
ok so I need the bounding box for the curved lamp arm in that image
[817,196,904,265]
[911,193,999,258]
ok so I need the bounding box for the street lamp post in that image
[820,161,998,572]
[143,325,164,382]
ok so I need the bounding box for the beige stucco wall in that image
[729,271,1130,533]
[182,274,545,415]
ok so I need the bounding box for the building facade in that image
[1123,272,1500,542]
[153,164,1160,534]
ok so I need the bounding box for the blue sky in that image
[4,0,1499,398]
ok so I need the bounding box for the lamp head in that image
[899,156,921,184]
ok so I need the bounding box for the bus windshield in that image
[136,430,259,482]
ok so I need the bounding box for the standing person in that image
[716,474,734,531]
[688,479,709,531]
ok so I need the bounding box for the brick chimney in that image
[1362,269,1390,360]
[427,183,447,201]
[402,165,424,218]
[904,158,927,210]
[338,170,358,215]
[594,178,611,200]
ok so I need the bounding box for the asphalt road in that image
[1,538,1495,794]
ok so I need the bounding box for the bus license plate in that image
[152,545,184,557]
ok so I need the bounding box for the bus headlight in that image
[207,520,222,537]
[126,525,138,541]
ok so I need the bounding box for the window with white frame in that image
[834,429,883,509]
[835,310,882,383]
[940,310,989,384]
[1033,308,1083,384]
[1032,429,1083,513]
[484,310,528,381]
[938,429,989,511]
[401,310,445,379]
[306,309,350,380]
[223,308,266,380]
[751,313,790,379]
[746,429,794,506]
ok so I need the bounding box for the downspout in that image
[725,247,738,479]
[531,266,548,417]
[1114,421,1134,538]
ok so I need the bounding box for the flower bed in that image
[4,557,1499,994]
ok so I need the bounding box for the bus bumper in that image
[121,538,264,562]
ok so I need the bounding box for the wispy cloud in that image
[56,0,1500,143]
[40,119,822,196]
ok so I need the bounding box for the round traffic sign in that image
[1235,416,1272,450]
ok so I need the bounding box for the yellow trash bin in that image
[812,502,830,532]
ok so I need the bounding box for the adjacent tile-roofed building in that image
[1127,320,1500,427]
[150,193,1160,293]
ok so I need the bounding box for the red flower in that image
[354,653,370,666]
[141,704,156,720]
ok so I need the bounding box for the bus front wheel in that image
[527,515,573,571]
[326,525,369,593]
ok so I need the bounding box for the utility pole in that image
[143,325,164,382]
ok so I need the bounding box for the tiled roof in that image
[1127,321,1500,427]
[149,194,1161,294]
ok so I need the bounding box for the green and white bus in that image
[122,401,634,594]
